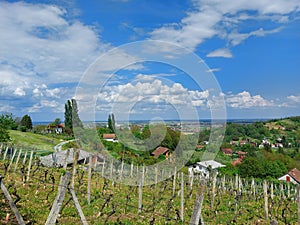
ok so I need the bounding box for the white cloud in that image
[28,100,62,113]
[226,91,274,108]
[150,0,300,53]
[227,27,282,46]
[207,48,233,58]
[0,70,30,97]
[13,88,26,97]
[287,95,300,103]
[0,1,142,116]
[206,68,221,73]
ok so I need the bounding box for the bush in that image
[19,126,27,132]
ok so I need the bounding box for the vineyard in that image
[0,144,299,225]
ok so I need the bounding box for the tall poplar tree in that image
[108,113,116,133]
[64,99,83,135]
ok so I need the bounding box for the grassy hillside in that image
[9,130,64,152]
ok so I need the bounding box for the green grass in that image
[8,130,65,152]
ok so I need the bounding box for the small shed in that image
[103,133,118,142]
[151,146,170,159]
[40,148,91,167]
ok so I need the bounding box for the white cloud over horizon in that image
[72,75,298,120]
[0,1,299,120]
[150,0,300,55]
[0,1,143,116]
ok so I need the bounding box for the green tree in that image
[0,124,10,142]
[65,99,72,134]
[238,156,287,179]
[53,118,61,126]
[71,99,83,128]
[111,113,116,132]
[108,113,115,133]
[64,99,83,135]
[20,114,32,130]
[0,113,17,130]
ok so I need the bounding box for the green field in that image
[8,130,64,152]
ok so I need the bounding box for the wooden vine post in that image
[263,180,268,221]
[7,147,17,172]
[26,150,34,182]
[190,180,205,225]
[87,155,92,205]
[180,172,184,222]
[0,175,25,225]
[71,149,79,188]
[297,185,300,225]
[45,172,72,225]
[14,148,22,172]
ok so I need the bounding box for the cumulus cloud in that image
[76,72,298,119]
[287,95,300,103]
[13,88,26,97]
[150,0,300,53]
[226,91,274,108]
[0,1,142,116]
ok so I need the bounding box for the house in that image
[102,133,118,142]
[278,168,300,184]
[151,146,170,159]
[46,124,65,134]
[221,148,233,155]
[231,158,242,167]
[188,160,225,178]
[240,140,247,145]
[235,151,247,158]
[196,145,205,150]
[40,148,92,167]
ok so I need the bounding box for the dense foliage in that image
[64,99,83,135]
[0,124,10,142]
[20,114,33,130]
[0,113,18,130]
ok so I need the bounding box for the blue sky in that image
[0,0,300,122]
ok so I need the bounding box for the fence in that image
[0,143,299,224]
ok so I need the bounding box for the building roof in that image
[231,158,242,167]
[151,146,169,158]
[196,160,225,169]
[196,145,204,149]
[40,148,91,167]
[221,148,233,155]
[47,124,65,128]
[103,133,116,139]
[236,151,247,155]
[288,168,300,184]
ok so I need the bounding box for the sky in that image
[0,0,300,122]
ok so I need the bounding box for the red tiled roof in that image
[103,133,116,139]
[236,151,247,155]
[151,146,169,158]
[231,158,242,167]
[48,124,65,128]
[288,168,300,184]
[221,148,233,155]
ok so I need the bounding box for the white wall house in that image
[188,160,225,179]
[278,168,300,185]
